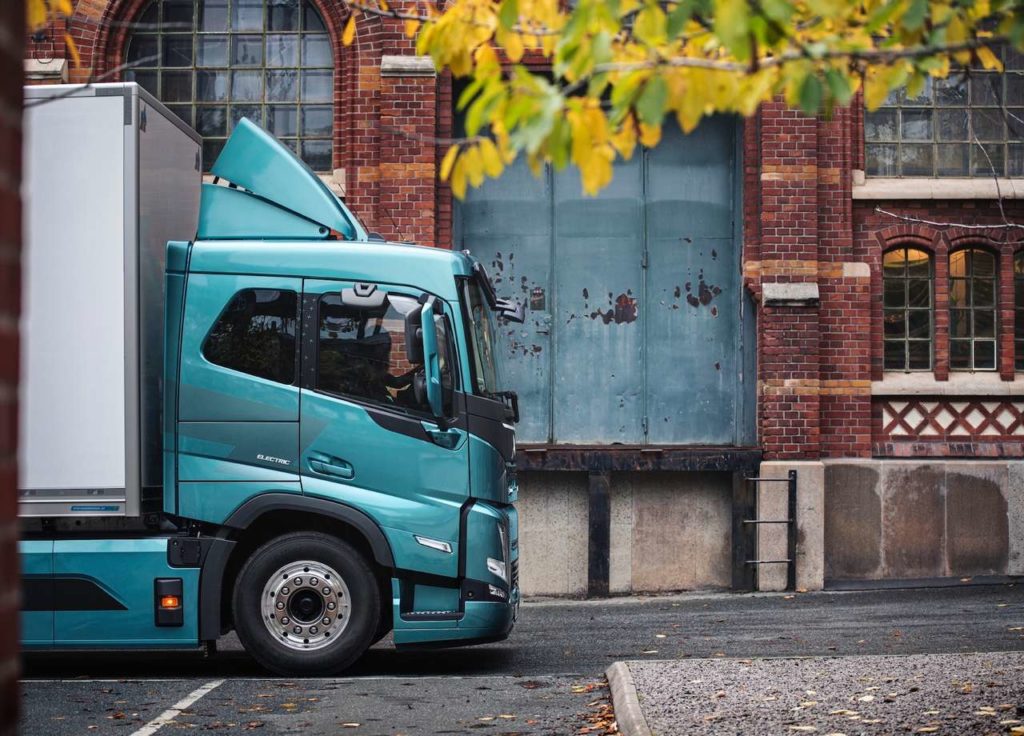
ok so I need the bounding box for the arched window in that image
[949,247,998,371]
[124,0,334,171]
[1015,251,1024,370]
[883,247,933,371]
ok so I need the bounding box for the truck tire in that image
[233,532,381,676]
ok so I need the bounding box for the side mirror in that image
[496,298,525,324]
[419,296,444,418]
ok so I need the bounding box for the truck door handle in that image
[308,453,354,479]
[421,423,466,450]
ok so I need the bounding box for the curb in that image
[605,662,653,736]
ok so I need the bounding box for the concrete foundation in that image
[755,461,825,592]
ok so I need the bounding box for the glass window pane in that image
[163,0,193,28]
[162,70,192,102]
[202,139,225,168]
[232,0,263,30]
[1007,48,1024,70]
[196,106,227,136]
[269,0,300,30]
[266,35,299,67]
[950,250,968,278]
[973,310,996,337]
[972,109,1005,141]
[301,70,332,102]
[949,278,969,307]
[901,144,934,176]
[1007,76,1024,106]
[884,340,906,370]
[232,70,263,101]
[1008,110,1024,140]
[908,341,931,370]
[950,339,970,368]
[904,78,933,105]
[302,35,332,67]
[1016,253,1024,276]
[901,109,933,141]
[935,77,967,106]
[974,340,996,369]
[231,104,263,130]
[937,109,968,141]
[884,279,905,308]
[199,0,228,30]
[302,105,332,136]
[907,279,930,307]
[197,70,228,101]
[279,138,298,152]
[138,2,158,25]
[162,35,193,67]
[973,250,996,278]
[267,70,298,101]
[126,69,158,96]
[166,104,193,126]
[303,2,327,31]
[233,35,264,66]
[883,248,907,274]
[972,278,995,307]
[971,74,1002,106]
[906,249,930,277]
[268,106,298,136]
[883,310,906,338]
[126,34,159,66]
[203,289,298,384]
[937,144,970,176]
[907,310,930,339]
[866,144,898,176]
[972,142,1005,176]
[197,36,228,67]
[301,139,332,171]
[950,308,970,338]
[865,110,897,141]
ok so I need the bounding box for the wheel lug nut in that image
[322,617,331,626]
[293,626,302,634]
[281,586,289,595]
[327,602,335,610]
[276,601,284,610]
[310,626,318,634]
[322,587,331,596]
[310,577,318,586]
[294,577,302,585]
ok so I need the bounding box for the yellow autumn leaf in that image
[478,138,504,178]
[405,19,420,37]
[440,144,460,181]
[450,154,468,199]
[976,45,1003,71]
[342,13,357,46]
[639,122,661,148]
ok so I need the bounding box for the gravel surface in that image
[628,652,1024,735]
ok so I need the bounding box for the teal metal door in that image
[455,117,751,446]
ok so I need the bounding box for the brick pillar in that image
[0,2,23,732]
[756,102,822,460]
[378,56,437,246]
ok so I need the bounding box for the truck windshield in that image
[463,278,500,396]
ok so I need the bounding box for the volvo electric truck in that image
[18,83,521,675]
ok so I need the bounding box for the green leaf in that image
[759,0,793,23]
[824,68,852,105]
[499,0,519,29]
[798,73,822,115]
[714,0,751,60]
[666,0,696,39]
[636,76,668,124]
[902,0,927,31]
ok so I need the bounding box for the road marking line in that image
[129,678,225,736]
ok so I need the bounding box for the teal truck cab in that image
[18,83,521,675]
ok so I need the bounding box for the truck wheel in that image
[233,532,380,676]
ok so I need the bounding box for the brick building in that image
[24,0,1024,597]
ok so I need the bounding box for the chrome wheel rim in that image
[260,560,351,651]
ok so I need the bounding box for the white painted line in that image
[129,678,225,736]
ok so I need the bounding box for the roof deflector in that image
[210,118,366,240]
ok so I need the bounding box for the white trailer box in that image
[19,83,202,517]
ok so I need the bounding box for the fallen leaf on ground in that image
[340,724,360,728]
[788,726,816,732]
[857,696,874,702]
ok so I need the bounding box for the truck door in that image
[176,274,302,522]
[299,280,468,580]
[20,540,53,647]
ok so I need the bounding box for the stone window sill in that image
[873,372,1024,396]
[852,173,1024,200]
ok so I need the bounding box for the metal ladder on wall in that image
[742,470,798,592]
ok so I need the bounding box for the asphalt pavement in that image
[18,583,1024,735]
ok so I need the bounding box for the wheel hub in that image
[260,560,351,651]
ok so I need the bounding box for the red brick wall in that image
[1,2,22,732]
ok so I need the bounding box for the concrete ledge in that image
[873,372,1024,396]
[761,282,820,307]
[853,176,1024,200]
[380,55,436,77]
[606,662,652,736]
[25,58,67,82]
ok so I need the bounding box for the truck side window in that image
[317,292,453,414]
[202,289,299,385]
